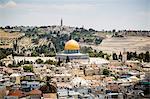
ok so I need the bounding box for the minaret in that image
[61,18,63,27]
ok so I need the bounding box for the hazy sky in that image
[0,0,149,30]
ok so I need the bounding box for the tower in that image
[60,18,63,27]
[122,48,127,63]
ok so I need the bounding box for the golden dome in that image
[64,39,80,50]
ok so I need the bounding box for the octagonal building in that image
[56,39,89,61]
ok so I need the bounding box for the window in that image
[57,78,59,81]
[62,78,64,82]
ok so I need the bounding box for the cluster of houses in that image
[0,55,150,99]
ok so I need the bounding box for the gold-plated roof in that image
[64,39,80,50]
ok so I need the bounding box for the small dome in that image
[64,39,80,50]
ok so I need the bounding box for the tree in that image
[119,52,122,61]
[57,58,62,66]
[138,53,144,62]
[80,46,93,53]
[145,51,150,62]
[23,65,33,72]
[113,53,118,60]
[95,38,102,45]
[32,38,39,44]
[0,61,4,66]
[24,60,31,64]
[106,55,110,60]
[66,56,70,63]
[133,51,137,58]
[0,51,6,60]
[103,69,110,75]
[46,52,56,57]
[8,64,13,68]
[31,51,39,56]
[0,48,13,60]
[44,59,56,65]
[102,54,104,58]
[112,29,116,33]
[89,28,96,32]
[127,52,131,60]
[36,58,44,64]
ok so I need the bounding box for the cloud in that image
[0,0,17,8]
[15,3,97,14]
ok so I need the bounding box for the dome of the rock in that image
[64,39,80,50]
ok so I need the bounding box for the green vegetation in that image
[44,59,57,65]
[127,51,150,62]
[112,53,118,60]
[66,56,70,63]
[36,58,57,65]
[35,45,55,56]
[80,46,111,59]
[8,61,20,68]
[51,34,68,52]
[23,65,33,72]
[112,51,150,62]
[31,51,39,56]
[95,37,102,45]
[71,28,103,45]
[0,48,13,60]
[36,58,44,64]
[6,60,33,68]
[0,61,4,66]
[0,27,105,57]
[103,69,110,75]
